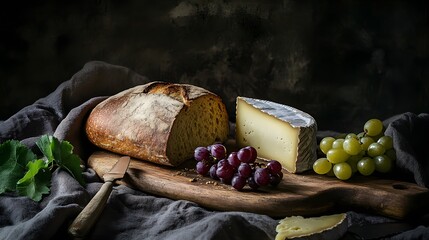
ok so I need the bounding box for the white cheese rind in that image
[275,213,348,240]
[235,97,317,173]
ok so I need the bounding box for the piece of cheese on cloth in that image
[235,97,317,173]
[275,213,348,240]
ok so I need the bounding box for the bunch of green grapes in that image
[313,119,396,180]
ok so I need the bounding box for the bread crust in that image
[85,81,229,166]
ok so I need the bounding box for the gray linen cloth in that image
[0,61,428,239]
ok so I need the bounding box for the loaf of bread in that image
[85,81,230,166]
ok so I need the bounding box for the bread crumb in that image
[173,170,188,177]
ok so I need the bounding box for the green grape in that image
[333,162,353,180]
[377,136,393,150]
[360,136,375,151]
[314,118,396,180]
[364,119,384,137]
[313,158,332,175]
[357,132,365,139]
[326,148,350,164]
[347,155,361,173]
[374,155,393,173]
[332,139,345,149]
[385,148,397,161]
[357,157,376,176]
[345,133,358,140]
[319,137,335,154]
[343,138,361,155]
[367,142,386,157]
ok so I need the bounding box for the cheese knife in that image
[68,155,131,239]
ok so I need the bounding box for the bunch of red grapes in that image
[194,143,283,191]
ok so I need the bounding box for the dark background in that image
[1,0,428,132]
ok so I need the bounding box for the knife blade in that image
[68,155,131,239]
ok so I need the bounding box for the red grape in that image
[210,143,227,160]
[196,160,210,175]
[267,160,282,174]
[254,168,270,186]
[193,144,282,191]
[194,146,210,162]
[216,161,234,180]
[237,147,252,163]
[244,146,257,163]
[238,163,252,178]
[269,172,283,186]
[217,159,228,168]
[227,152,241,169]
[247,176,259,190]
[231,175,247,190]
[209,164,219,180]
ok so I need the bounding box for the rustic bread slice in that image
[85,81,229,166]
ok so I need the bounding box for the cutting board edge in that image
[88,150,429,219]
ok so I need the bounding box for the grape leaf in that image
[36,135,57,165]
[0,135,85,201]
[16,159,51,201]
[0,140,37,193]
[58,141,86,186]
[36,135,85,186]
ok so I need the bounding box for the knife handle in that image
[68,180,114,239]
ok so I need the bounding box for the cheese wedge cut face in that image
[235,97,317,173]
[275,213,348,240]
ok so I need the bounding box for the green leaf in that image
[1,135,85,201]
[57,140,85,186]
[0,140,37,193]
[36,135,57,165]
[16,159,51,201]
[36,135,85,186]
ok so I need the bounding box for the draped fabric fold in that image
[1,61,428,239]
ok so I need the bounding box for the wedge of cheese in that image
[275,213,348,240]
[235,97,317,173]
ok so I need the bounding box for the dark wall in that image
[1,0,428,132]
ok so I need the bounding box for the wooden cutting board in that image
[88,150,429,220]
